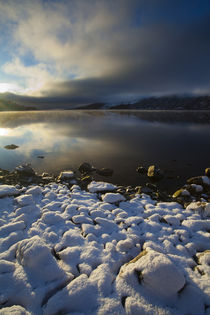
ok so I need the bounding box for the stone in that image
[96,168,113,176]
[58,171,75,180]
[205,168,210,177]
[172,188,190,198]
[147,165,164,181]
[15,164,35,176]
[78,162,95,174]
[146,182,157,191]
[136,166,147,174]
[4,144,19,150]
[136,186,153,195]
[187,176,203,185]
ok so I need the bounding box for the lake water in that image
[0,110,210,192]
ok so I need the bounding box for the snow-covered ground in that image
[0,181,209,314]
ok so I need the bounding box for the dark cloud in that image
[1,0,210,102]
[41,10,210,103]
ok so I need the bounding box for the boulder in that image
[15,164,35,176]
[147,165,164,181]
[78,162,95,174]
[187,176,203,185]
[58,171,75,180]
[205,168,210,177]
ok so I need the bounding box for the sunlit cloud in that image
[0,0,209,100]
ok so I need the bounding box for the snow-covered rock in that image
[0,185,19,198]
[101,192,126,203]
[58,171,75,180]
[87,181,116,193]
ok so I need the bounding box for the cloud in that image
[2,58,54,94]
[0,0,210,101]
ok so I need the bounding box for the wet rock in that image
[172,188,190,198]
[146,182,157,191]
[78,162,95,174]
[136,166,147,174]
[42,172,50,177]
[187,176,203,185]
[81,175,93,185]
[4,144,19,150]
[156,191,171,202]
[136,186,153,195]
[15,164,35,176]
[187,184,203,195]
[96,168,113,176]
[147,165,164,181]
[205,168,210,177]
[58,171,75,180]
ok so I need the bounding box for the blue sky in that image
[0,0,210,103]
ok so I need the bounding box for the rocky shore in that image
[0,162,209,208]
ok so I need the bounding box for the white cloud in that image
[2,58,53,95]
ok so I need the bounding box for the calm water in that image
[0,110,210,192]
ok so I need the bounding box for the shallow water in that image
[0,110,210,192]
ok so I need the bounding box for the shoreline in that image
[0,163,210,207]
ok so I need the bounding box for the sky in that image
[0,0,210,104]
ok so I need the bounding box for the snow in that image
[0,185,19,198]
[101,192,126,203]
[87,181,116,193]
[58,171,75,179]
[0,181,210,314]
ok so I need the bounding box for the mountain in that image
[0,96,37,111]
[109,96,210,110]
[1,93,210,111]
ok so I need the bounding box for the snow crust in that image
[0,182,209,314]
[87,181,116,192]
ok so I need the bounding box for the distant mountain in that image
[109,96,210,110]
[76,102,106,109]
[0,97,37,111]
[0,93,210,111]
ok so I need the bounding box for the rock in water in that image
[4,144,19,150]
[147,165,164,181]
[15,164,35,176]
[96,168,113,176]
[78,162,95,174]
[136,166,147,174]
[205,167,210,177]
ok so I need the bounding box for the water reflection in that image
[0,110,210,191]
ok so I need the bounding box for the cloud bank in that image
[0,0,210,103]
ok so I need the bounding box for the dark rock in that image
[81,175,93,184]
[187,176,203,185]
[146,183,157,191]
[136,166,147,174]
[136,186,153,194]
[156,191,171,202]
[15,164,35,176]
[147,165,164,181]
[4,144,19,150]
[42,172,50,177]
[96,168,113,176]
[37,156,45,159]
[78,162,95,174]
[205,168,210,177]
